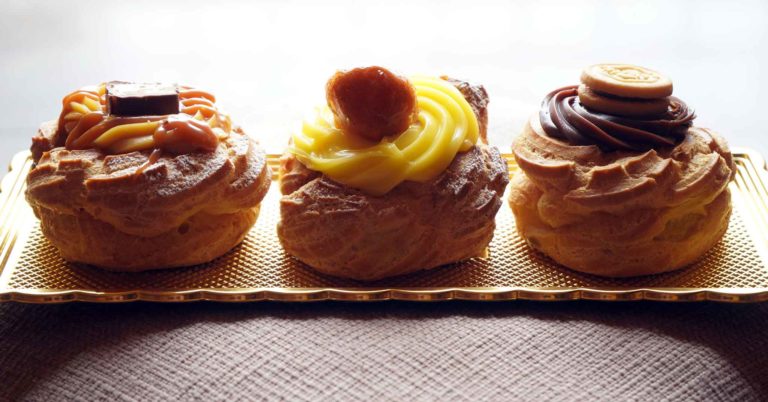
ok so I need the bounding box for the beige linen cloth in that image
[1,301,767,401]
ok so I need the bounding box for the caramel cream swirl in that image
[540,85,695,151]
[289,75,479,195]
[56,84,231,155]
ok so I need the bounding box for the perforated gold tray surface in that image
[1,149,767,303]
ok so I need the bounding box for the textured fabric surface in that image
[1,301,767,401]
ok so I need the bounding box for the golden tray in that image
[1,148,767,303]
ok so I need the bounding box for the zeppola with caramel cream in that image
[26,82,271,271]
[509,64,734,277]
[279,67,508,281]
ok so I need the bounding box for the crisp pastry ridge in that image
[278,69,509,281]
[509,65,734,277]
[26,83,271,271]
[280,143,508,281]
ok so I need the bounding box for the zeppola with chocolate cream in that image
[509,64,734,277]
[26,82,271,271]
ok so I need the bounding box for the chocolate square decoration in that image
[106,81,180,117]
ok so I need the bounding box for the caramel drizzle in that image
[56,85,231,155]
[135,148,163,175]
[539,85,695,151]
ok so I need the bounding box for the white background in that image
[1,0,767,166]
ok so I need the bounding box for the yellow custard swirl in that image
[289,76,479,195]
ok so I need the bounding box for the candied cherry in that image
[326,66,418,142]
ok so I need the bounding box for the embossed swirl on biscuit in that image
[57,85,232,155]
[289,76,479,195]
[599,65,660,83]
[539,85,695,151]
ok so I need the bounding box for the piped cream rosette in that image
[289,76,480,195]
[60,85,232,155]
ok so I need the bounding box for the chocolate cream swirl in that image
[539,85,696,151]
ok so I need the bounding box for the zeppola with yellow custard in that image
[509,64,734,277]
[26,82,271,271]
[279,66,509,281]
